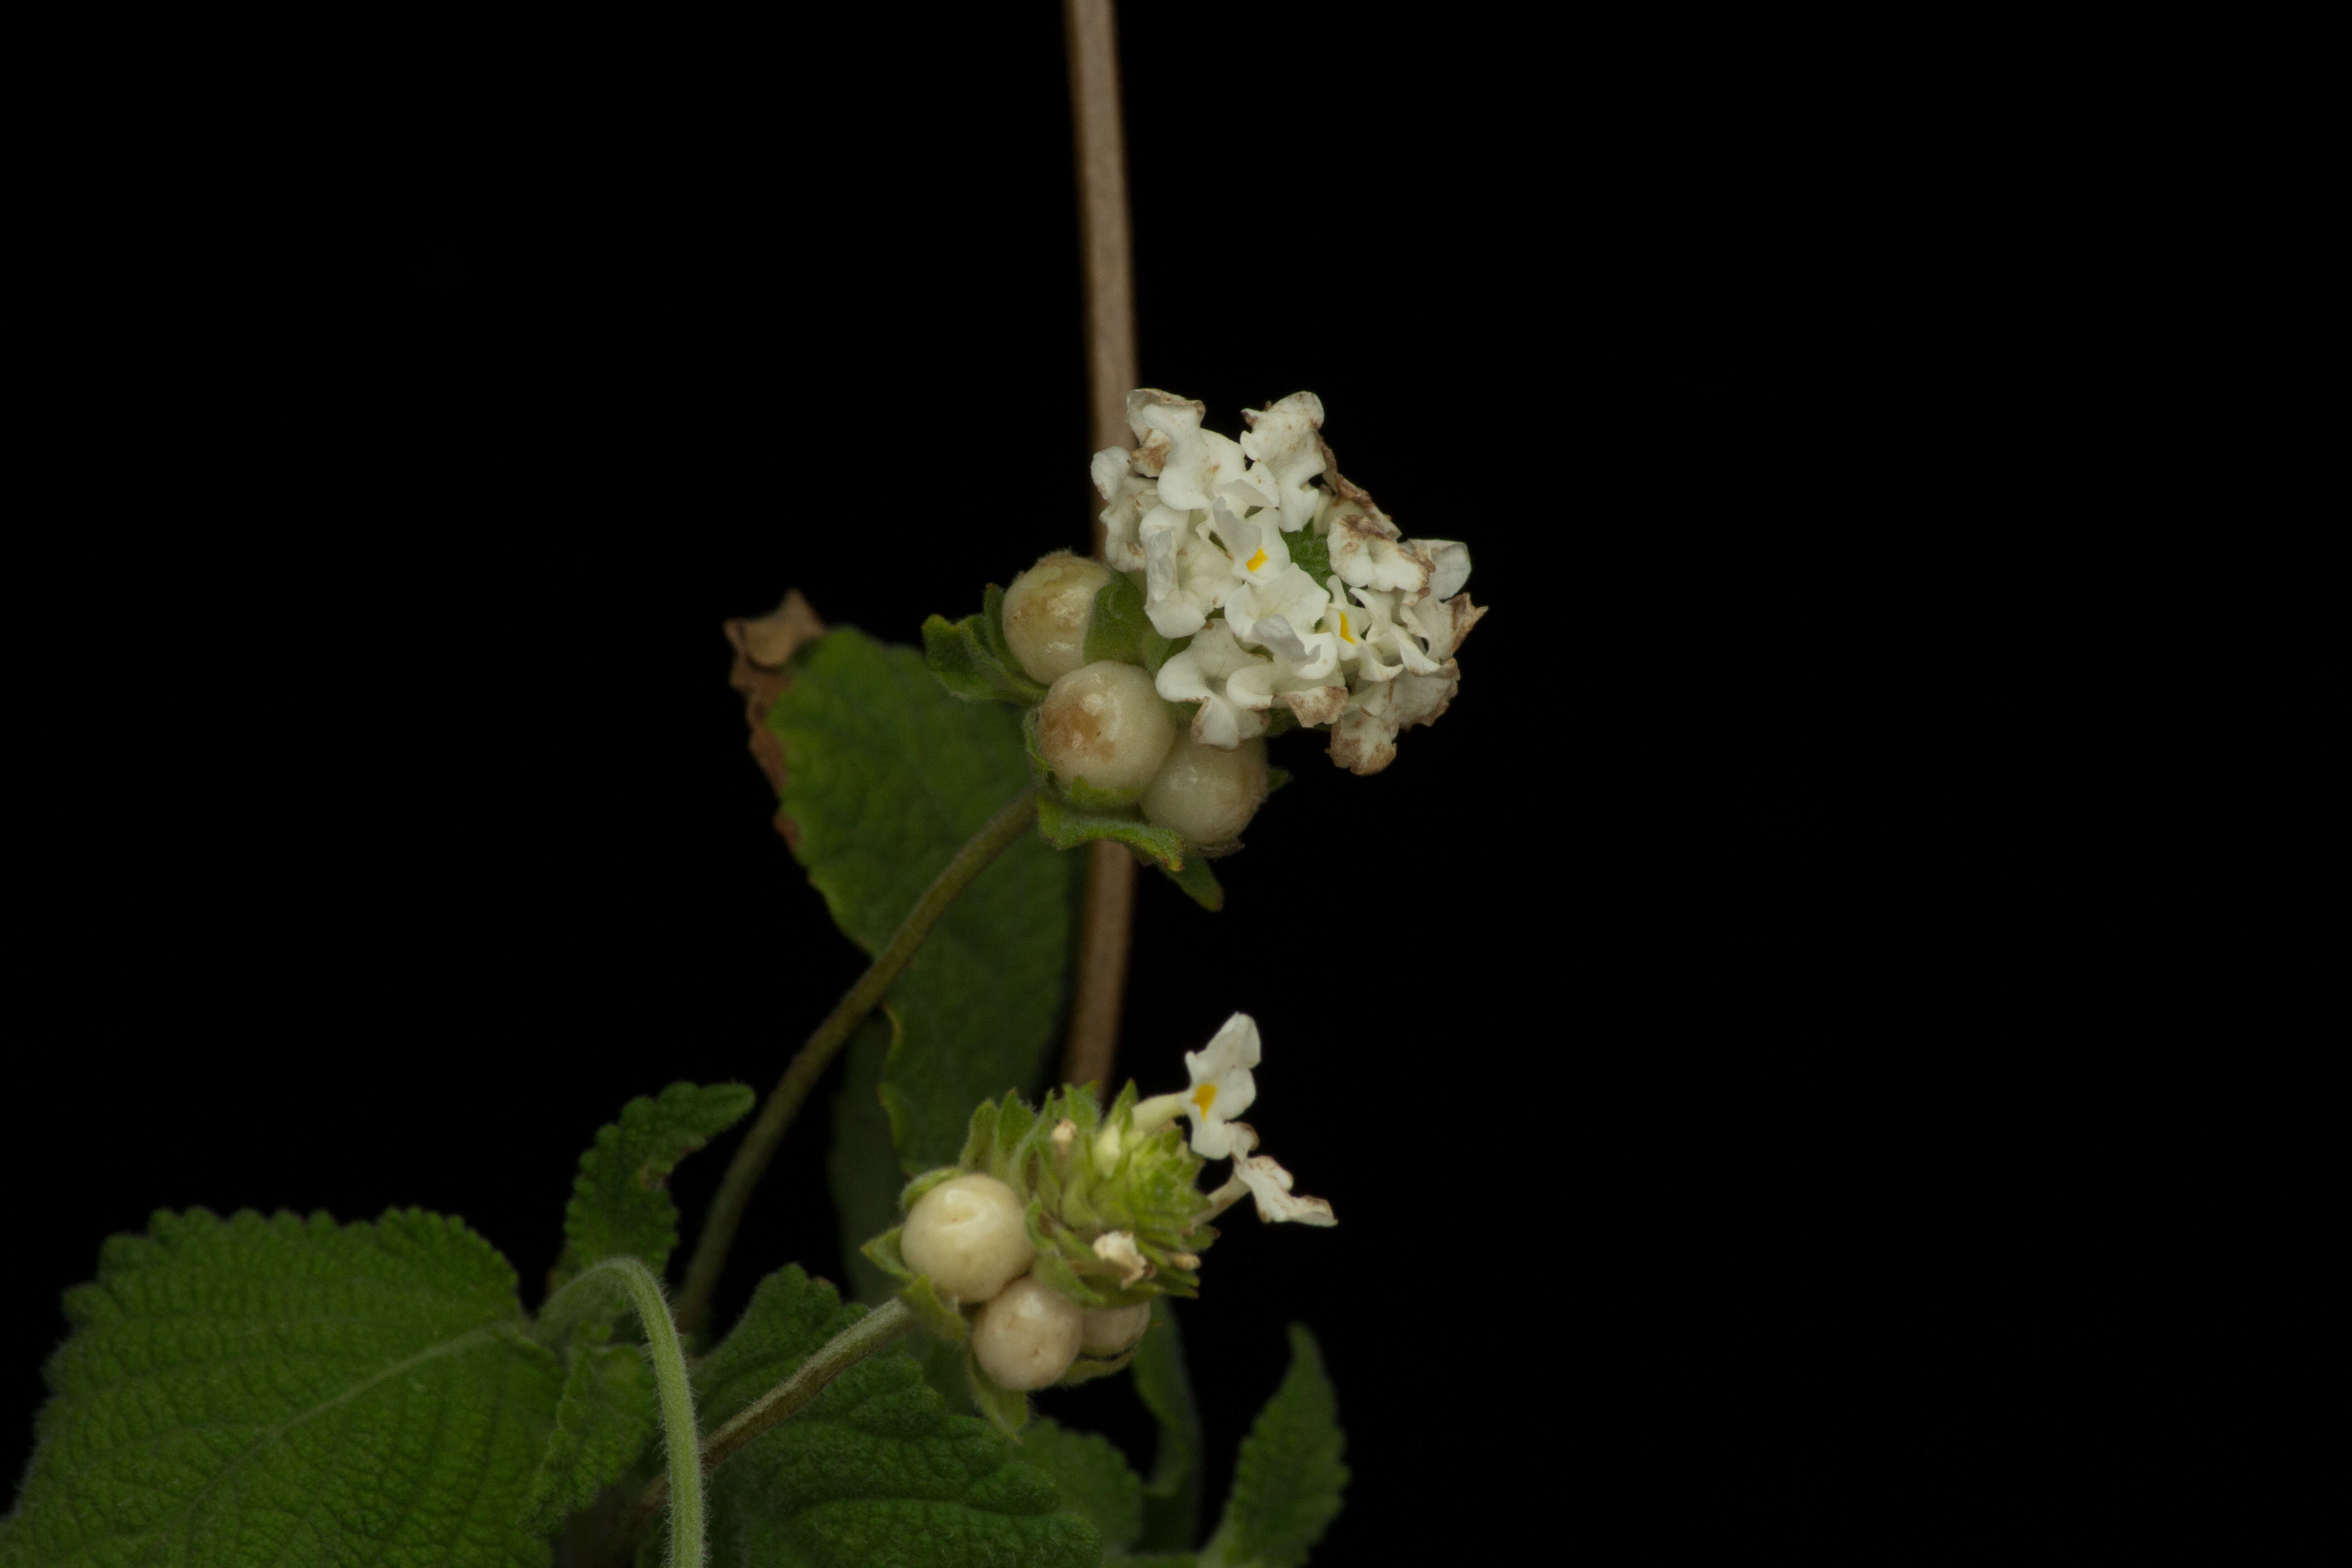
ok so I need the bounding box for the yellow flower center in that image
[1245,548,1268,573]
[1336,612,1355,644]
[1192,1083,1218,1114]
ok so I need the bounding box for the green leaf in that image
[921,584,1050,706]
[1132,1299,1203,1552]
[553,1080,755,1288]
[697,1265,1102,1568]
[1200,1326,1348,1568]
[1287,527,1333,590]
[769,628,1079,1172]
[1022,1418,1144,1554]
[828,1011,904,1304]
[519,1325,659,1533]
[1083,573,1152,668]
[2,1208,563,1568]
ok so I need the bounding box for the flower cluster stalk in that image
[675,783,1041,1335]
[1062,0,1142,1096]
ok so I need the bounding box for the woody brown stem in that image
[1061,0,1140,1093]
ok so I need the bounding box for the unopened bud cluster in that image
[867,1013,1331,1402]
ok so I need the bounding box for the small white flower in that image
[1091,449,1155,573]
[1128,1011,1261,1156]
[1238,392,1328,534]
[1323,496,1434,598]
[1178,1012,1260,1158]
[1092,1230,1151,1287]
[1139,510,1235,638]
[1211,1122,1337,1227]
[1155,621,1272,749]
[1233,1155,1338,1228]
[1328,664,1462,776]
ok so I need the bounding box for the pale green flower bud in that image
[1139,733,1268,845]
[1037,661,1174,794]
[972,1276,1084,1391]
[1078,1301,1152,1358]
[1002,551,1116,684]
[899,1173,1033,1303]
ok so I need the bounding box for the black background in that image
[9,11,2328,1563]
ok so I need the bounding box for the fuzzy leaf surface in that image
[553,1080,755,1287]
[1020,1418,1143,1554]
[519,1327,658,1533]
[1200,1326,1348,1568]
[769,628,1078,1171]
[828,1012,904,1304]
[695,1265,1102,1567]
[1,1208,562,1568]
[1132,1300,1203,1552]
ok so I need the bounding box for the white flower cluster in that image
[1093,390,1486,775]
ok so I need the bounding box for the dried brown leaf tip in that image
[724,589,827,826]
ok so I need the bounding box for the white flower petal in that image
[1236,1154,1336,1227]
[1419,539,1472,601]
[1239,392,1328,533]
[1092,1230,1151,1287]
[1180,1012,1259,1155]
[1090,447,1132,503]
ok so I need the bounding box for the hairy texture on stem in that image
[544,1258,705,1568]
[1063,0,1140,1094]
[674,784,1043,1335]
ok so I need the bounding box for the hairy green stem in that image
[674,782,1042,1335]
[619,1297,915,1548]
[541,1259,705,1568]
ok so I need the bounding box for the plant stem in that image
[1062,0,1141,1094]
[544,1259,705,1568]
[674,783,1042,1335]
[612,1298,914,1554]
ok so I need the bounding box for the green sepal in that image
[966,1353,1032,1438]
[1030,1245,1121,1311]
[860,1227,971,1344]
[1265,764,1293,795]
[861,1225,915,1285]
[904,1274,971,1344]
[1034,789,1185,869]
[899,1164,964,1215]
[1055,1347,1139,1387]
[991,1092,1041,1184]
[1162,852,1227,912]
[922,584,1049,706]
[1262,706,1302,738]
[1083,573,1152,667]
[1067,773,1147,809]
